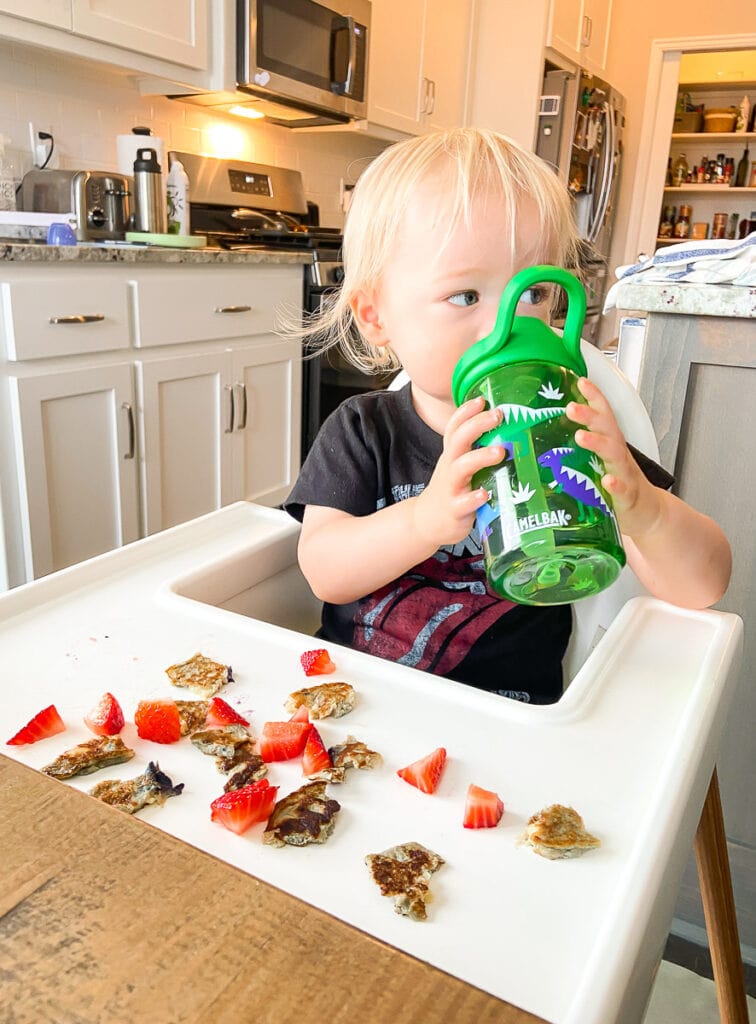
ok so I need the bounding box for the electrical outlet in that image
[340,178,355,214]
[28,121,54,168]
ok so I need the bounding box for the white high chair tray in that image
[0,503,742,1024]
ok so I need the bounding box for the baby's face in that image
[373,175,551,410]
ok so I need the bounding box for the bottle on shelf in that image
[672,153,689,187]
[673,204,692,239]
[666,158,673,186]
[750,162,756,189]
[735,147,749,188]
[659,205,675,237]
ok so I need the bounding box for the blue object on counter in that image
[47,222,77,245]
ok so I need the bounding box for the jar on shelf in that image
[712,213,727,239]
[750,162,756,188]
[672,153,689,187]
[673,204,692,238]
[658,205,675,237]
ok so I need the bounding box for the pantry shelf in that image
[671,132,756,142]
[663,186,755,193]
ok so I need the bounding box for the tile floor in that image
[643,960,756,1023]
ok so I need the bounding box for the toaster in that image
[20,168,132,241]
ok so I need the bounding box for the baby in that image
[284,127,731,703]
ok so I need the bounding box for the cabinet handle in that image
[234,382,248,430]
[582,15,592,46]
[426,79,436,116]
[48,313,106,324]
[224,384,235,433]
[214,305,252,314]
[421,77,430,115]
[121,402,135,460]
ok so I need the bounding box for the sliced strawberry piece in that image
[211,779,278,835]
[205,696,250,728]
[288,704,310,724]
[302,726,331,776]
[134,700,181,744]
[300,648,335,676]
[6,704,66,746]
[463,783,504,829]
[396,747,447,794]
[83,692,125,736]
[258,720,310,762]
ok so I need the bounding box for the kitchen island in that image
[615,279,756,965]
[0,502,743,1024]
[0,239,311,266]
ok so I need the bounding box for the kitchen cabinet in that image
[658,85,756,245]
[137,339,301,535]
[0,0,208,77]
[0,259,303,588]
[547,0,612,75]
[367,0,473,136]
[8,363,140,580]
[0,0,69,29]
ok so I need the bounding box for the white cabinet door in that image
[368,0,425,135]
[230,340,301,508]
[421,0,473,132]
[0,0,70,27]
[137,352,233,536]
[9,364,139,579]
[71,0,208,69]
[548,0,582,64]
[579,0,610,73]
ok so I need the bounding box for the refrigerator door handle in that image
[588,101,614,242]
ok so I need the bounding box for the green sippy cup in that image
[451,265,626,606]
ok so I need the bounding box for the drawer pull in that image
[214,305,252,314]
[49,313,106,325]
[224,384,235,433]
[234,382,248,430]
[121,402,135,460]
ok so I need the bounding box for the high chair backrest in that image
[389,342,661,682]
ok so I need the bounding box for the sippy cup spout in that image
[451,266,588,407]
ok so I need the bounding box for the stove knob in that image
[328,265,345,285]
[88,207,106,227]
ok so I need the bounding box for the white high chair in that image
[230,344,746,1021]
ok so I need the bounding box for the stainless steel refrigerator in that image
[536,68,626,343]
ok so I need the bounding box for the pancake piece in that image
[365,842,444,921]
[284,682,355,720]
[166,653,232,697]
[263,781,340,847]
[90,761,184,813]
[521,804,601,859]
[42,735,135,779]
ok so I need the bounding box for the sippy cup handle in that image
[482,265,587,367]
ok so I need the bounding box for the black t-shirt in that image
[285,385,573,704]
[285,385,672,705]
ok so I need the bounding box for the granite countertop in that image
[613,280,756,319]
[0,241,312,266]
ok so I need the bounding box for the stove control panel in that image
[228,169,272,197]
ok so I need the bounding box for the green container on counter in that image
[451,266,626,606]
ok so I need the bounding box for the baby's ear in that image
[350,289,389,347]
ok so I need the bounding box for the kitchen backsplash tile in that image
[0,39,387,227]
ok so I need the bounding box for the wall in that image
[603,0,754,274]
[0,38,388,228]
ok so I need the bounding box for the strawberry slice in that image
[396,747,447,795]
[302,726,331,776]
[288,704,310,724]
[134,700,181,744]
[205,696,250,728]
[6,704,65,746]
[83,692,125,736]
[463,783,505,829]
[259,720,310,762]
[211,779,279,835]
[300,648,335,676]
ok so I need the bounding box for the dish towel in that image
[603,231,756,311]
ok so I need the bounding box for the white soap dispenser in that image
[166,158,190,236]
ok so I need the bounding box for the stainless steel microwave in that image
[236,0,370,126]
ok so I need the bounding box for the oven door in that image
[238,0,370,122]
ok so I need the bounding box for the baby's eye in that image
[520,286,550,306]
[447,290,479,307]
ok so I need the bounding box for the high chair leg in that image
[694,768,749,1024]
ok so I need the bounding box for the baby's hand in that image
[566,378,663,540]
[414,396,504,547]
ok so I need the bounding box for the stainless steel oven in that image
[237,0,370,127]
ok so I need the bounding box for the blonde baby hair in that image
[299,126,582,373]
